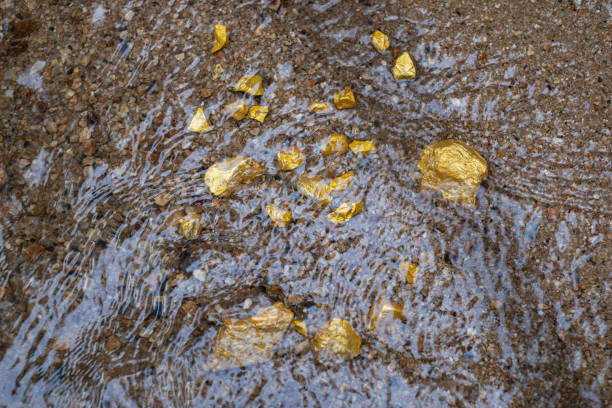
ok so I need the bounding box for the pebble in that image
[106,335,121,353]
[193,268,207,281]
[154,193,172,207]
[0,165,6,188]
[242,298,253,310]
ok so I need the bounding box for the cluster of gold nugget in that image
[174,25,489,368]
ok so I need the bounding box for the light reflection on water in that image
[0,0,609,407]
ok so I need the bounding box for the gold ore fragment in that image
[292,320,308,336]
[321,133,349,155]
[367,300,405,331]
[403,262,418,284]
[213,64,223,80]
[234,75,265,96]
[188,108,211,133]
[349,140,375,155]
[177,214,203,239]
[312,318,361,360]
[211,24,228,53]
[328,172,353,192]
[393,52,417,80]
[204,156,264,197]
[328,200,363,223]
[418,139,488,205]
[210,302,294,370]
[371,30,389,52]
[248,105,268,123]
[333,87,356,109]
[277,146,305,171]
[223,100,249,120]
[266,203,292,227]
[309,101,332,113]
[297,174,331,205]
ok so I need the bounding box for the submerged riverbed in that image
[0,0,610,406]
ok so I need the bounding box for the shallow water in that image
[0,0,610,407]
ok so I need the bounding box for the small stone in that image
[175,53,185,61]
[154,193,172,207]
[81,138,96,156]
[0,166,6,188]
[200,88,214,98]
[45,120,57,133]
[242,298,253,310]
[106,335,121,353]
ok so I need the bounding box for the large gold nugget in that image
[393,52,417,80]
[309,101,332,113]
[327,200,363,223]
[328,172,353,192]
[211,302,294,370]
[333,87,356,109]
[234,75,265,96]
[204,156,264,197]
[277,146,305,171]
[321,134,349,155]
[248,105,269,123]
[312,318,361,360]
[266,203,292,227]
[349,140,375,155]
[297,174,331,205]
[211,24,228,53]
[418,139,488,205]
[370,30,389,52]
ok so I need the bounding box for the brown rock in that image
[10,19,38,39]
[547,207,560,220]
[81,138,96,156]
[24,242,44,260]
[106,335,121,353]
[0,165,6,188]
[200,88,213,98]
[154,193,172,207]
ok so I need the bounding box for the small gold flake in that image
[266,203,292,227]
[248,105,269,123]
[309,101,332,113]
[321,133,349,155]
[418,139,488,205]
[328,172,353,192]
[401,262,418,284]
[204,156,264,197]
[349,140,376,155]
[188,108,211,133]
[311,318,361,360]
[393,52,417,80]
[234,75,265,96]
[297,174,331,205]
[292,320,308,336]
[223,100,248,120]
[333,87,356,109]
[213,64,223,80]
[327,200,363,223]
[277,146,305,171]
[211,24,228,53]
[371,30,389,52]
[177,214,202,239]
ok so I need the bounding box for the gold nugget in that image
[292,320,308,336]
[393,52,417,80]
[418,139,488,205]
[328,200,363,223]
[328,172,353,192]
[371,30,389,52]
[367,300,405,331]
[234,75,265,96]
[349,140,375,155]
[204,156,263,197]
[223,100,248,120]
[309,101,332,113]
[177,214,203,239]
[210,302,294,370]
[312,318,361,360]
[297,174,331,205]
[333,87,356,109]
[248,105,268,123]
[277,146,305,171]
[321,133,349,155]
[188,108,211,133]
[266,203,292,227]
[211,24,228,53]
